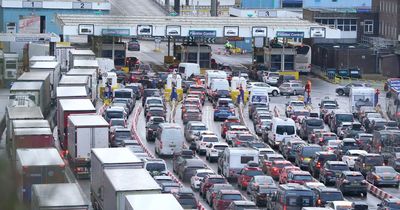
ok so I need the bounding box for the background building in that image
[372,0,400,41]
[303,0,371,9]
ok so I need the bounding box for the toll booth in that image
[174,43,211,68]
[92,36,126,69]
[253,48,265,64]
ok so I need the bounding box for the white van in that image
[249,87,270,107]
[205,70,227,88]
[210,79,230,91]
[267,117,296,148]
[219,147,259,181]
[178,63,200,79]
[155,123,184,156]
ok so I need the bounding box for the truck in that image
[5,107,44,155]
[66,68,98,103]
[101,169,161,210]
[55,44,74,73]
[91,148,144,210]
[72,60,99,73]
[16,148,66,203]
[205,70,227,88]
[29,56,56,66]
[67,114,109,179]
[57,99,96,151]
[96,57,114,76]
[56,86,89,109]
[31,183,89,210]
[349,87,375,114]
[218,147,259,181]
[29,61,61,97]
[68,49,95,70]
[17,72,52,102]
[10,81,50,117]
[12,128,54,161]
[125,194,184,210]
[58,75,90,90]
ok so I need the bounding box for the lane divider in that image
[97,104,107,115]
[130,106,206,210]
[368,183,395,200]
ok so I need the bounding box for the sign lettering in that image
[189,30,216,38]
[276,31,304,38]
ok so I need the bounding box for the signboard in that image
[251,95,268,103]
[137,25,153,36]
[310,27,326,38]
[19,16,40,34]
[22,1,43,8]
[72,2,93,9]
[166,25,181,36]
[254,37,264,48]
[252,27,267,37]
[102,29,130,36]
[224,26,239,37]
[15,36,50,42]
[226,37,244,41]
[257,10,277,17]
[6,22,16,34]
[188,30,216,38]
[78,24,94,35]
[276,31,304,38]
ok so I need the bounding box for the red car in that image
[279,166,301,184]
[266,160,293,180]
[188,90,205,104]
[212,189,243,210]
[200,175,227,198]
[285,170,316,185]
[237,166,264,190]
[130,71,143,83]
[220,117,241,138]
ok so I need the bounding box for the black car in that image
[142,88,162,106]
[319,161,350,185]
[172,188,198,209]
[145,116,165,141]
[335,83,371,96]
[211,89,231,103]
[309,152,338,178]
[314,187,344,207]
[336,171,367,196]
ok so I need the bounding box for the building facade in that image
[0,0,110,34]
[372,0,400,41]
[303,0,371,9]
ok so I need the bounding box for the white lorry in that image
[205,70,227,88]
[67,114,109,179]
[178,63,200,79]
[218,147,259,181]
[66,68,98,103]
[125,194,184,210]
[349,87,375,114]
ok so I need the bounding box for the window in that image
[336,19,357,31]
[364,20,374,34]
[5,60,16,69]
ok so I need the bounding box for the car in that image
[341,150,368,170]
[354,133,373,151]
[125,83,143,99]
[249,103,268,119]
[335,83,371,96]
[265,160,293,180]
[254,119,272,136]
[279,82,305,96]
[260,153,285,173]
[354,153,385,176]
[315,132,338,146]
[146,107,166,122]
[388,153,400,172]
[278,166,301,184]
[181,104,201,119]
[282,140,306,161]
[103,106,127,123]
[285,170,316,185]
[206,184,235,207]
[143,158,167,177]
[200,175,227,198]
[279,136,302,154]
[226,200,257,210]
[153,175,175,185]
[308,129,326,144]
[309,152,338,178]
[110,127,133,147]
[337,123,353,139]
[342,122,365,138]
[295,144,322,170]
[121,139,140,147]
[196,134,219,155]
[184,122,208,142]
[188,90,206,105]
[249,183,277,207]
[214,98,235,109]
[109,118,127,132]
[263,72,280,86]
[319,161,350,185]
[177,159,206,182]
[183,109,202,124]
[113,98,134,113]
[225,125,250,145]
[160,182,181,193]
[220,117,241,138]
[248,82,280,96]
[190,169,215,190]
[128,39,140,51]
[329,111,354,133]
[143,95,163,110]
[366,166,400,187]
[320,103,339,119]
[335,138,359,158]
[335,171,367,196]
[172,188,198,209]
[173,150,195,173]
[206,142,229,162]
[237,166,264,190]
[145,116,165,141]
[322,140,342,152]
[232,133,256,147]
[377,198,400,210]
[326,200,354,210]
[246,175,276,195]
[214,106,235,121]
[210,89,231,103]
[285,100,306,117]
[213,190,244,210]
[314,187,344,207]
[299,118,324,140]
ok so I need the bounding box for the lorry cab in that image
[267,117,296,148]
[220,147,259,181]
[155,123,184,156]
[178,63,200,79]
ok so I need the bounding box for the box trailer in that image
[57,99,96,150]
[125,194,184,210]
[10,81,49,117]
[67,114,109,179]
[17,71,52,102]
[91,148,144,209]
[29,56,56,66]
[12,128,54,161]
[56,44,74,73]
[31,183,89,210]
[68,49,95,70]
[5,107,44,155]
[66,68,97,103]
[102,169,161,210]
[16,148,66,203]
[56,86,89,110]
[12,119,50,130]
[30,61,61,97]
[58,75,90,93]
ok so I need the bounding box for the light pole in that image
[347,45,355,68]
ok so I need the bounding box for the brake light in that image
[316,162,321,168]
[160,141,163,149]
[319,138,323,142]
[272,167,278,172]
[317,199,321,205]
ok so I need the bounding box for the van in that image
[103,107,127,123]
[269,183,316,210]
[155,123,184,156]
[210,79,230,91]
[205,70,227,88]
[267,117,296,148]
[178,63,200,79]
[248,87,270,107]
[218,147,259,181]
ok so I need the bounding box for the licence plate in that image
[351,182,359,186]
[169,144,176,147]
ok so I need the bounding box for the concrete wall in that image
[380,54,400,77]
[0,8,109,34]
[303,0,371,8]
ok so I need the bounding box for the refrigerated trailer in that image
[56,86,88,101]
[30,61,61,98]
[29,56,56,66]
[17,71,52,102]
[16,148,66,203]
[68,49,95,70]
[57,99,96,150]
[12,128,54,161]
[66,68,97,103]
[10,81,50,117]
[125,194,184,210]
[31,183,89,210]
[67,114,109,179]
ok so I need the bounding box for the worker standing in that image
[375,88,380,107]
[305,80,312,105]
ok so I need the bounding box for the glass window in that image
[241,156,254,164]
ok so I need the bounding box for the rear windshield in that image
[336,114,353,122]
[286,196,313,207]
[306,119,323,127]
[147,99,162,104]
[209,178,226,184]
[116,131,131,138]
[320,192,343,201]
[239,135,255,141]
[191,126,207,130]
[107,111,124,118]
[293,175,313,181]
[177,198,197,208]
[343,141,357,146]
[189,86,205,92]
[276,125,295,135]
[146,163,166,171]
[302,147,322,157]
[365,156,384,165]
[347,174,364,181]
[242,170,264,177]
[203,137,219,142]
[241,156,254,164]
[323,104,337,109]
[330,164,349,171]
[110,119,125,126]
[114,91,131,98]
[318,155,337,162]
[214,145,228,150]
[221,194,242,200]
[275,162,293,168]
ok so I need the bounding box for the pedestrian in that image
[374,89,380,107]
[237,85,244,105]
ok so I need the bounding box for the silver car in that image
[279,82,305,95]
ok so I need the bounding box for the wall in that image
[239,0,278,9]
[1,8,109,34]
[303,0,371,8]
[380,54,400,77]
[229,7,302,18]
[378,0,400,40]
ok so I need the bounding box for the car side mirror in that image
[377,204,382,207]
[318,103,321,106]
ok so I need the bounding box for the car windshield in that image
[151,118,164,123]
[286,196,313,207]
[177,197,197,208]
[217,90,230,95]
[203,137,218,142]
[270,156,285,161]
[116,131,131,138]
[291,102,305,107]
[239,135,254,141]
[221,194,242,200]
[111,119,125,126]
[189,86,205,92]
[293,174,313,181]
[209,178,226,184]
[365,156,383,165]
[276,162,292,168]
[318,155,337,162]
[114,91,131,98]
[276,125,295,135]
[214,145,228,150]
[269,73,279,77]
[320,192,343,201]
[197,172,213,178]
[346,174,364,181]
[302,147,322,157]
[256,177,274,184]
[306,119,323,127]
[146,162,166,171]
[343,141,357,146]
[294,111,310,117]
[191,126,207,131]
[242,170,264,177]
[251,142,267,148]
[336,114,353,122]
[323,104,337,109]
[330,164,349,171]
[376,167,396,173]
[147,99,162,104]
[358,136,372,142]
[107,111,124,118]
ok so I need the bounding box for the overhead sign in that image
[254,37,264,48]
[188,30,216,38]
[257,10,277,17]
[224,26,239,37]
[72,2,92,9]
[102,29,130,36]
[276,31,304,38]
[310,27,326,38]
[78,24,94,35]
[166,25,181,36]
[22,1,43,8]
[252,27,267,37]
[137,25,153,36]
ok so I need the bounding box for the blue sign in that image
[251,95,268,103]
[102,29,130,36]
[276,31,304,38]
[189,30,217,38]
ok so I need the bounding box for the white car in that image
[257,147,275,158]
[341,149,368,169]
[205,142,229,162]
[263,72,280,86]
[190,169,215,190]
[326,201,353,210]
[322,140,342,152]
[247,82,280,96]
[195,134,219,155]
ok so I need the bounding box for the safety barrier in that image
[97,104,107,116]
[368,183,394,200]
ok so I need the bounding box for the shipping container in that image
[31,183,89,210]
[10,81,49,117]
[57,99,96,150]
[17,71,52,103]
[16,148,66,203]
[68,49,95,70]
[125,194,184,210]
[102,169,161,210]
[67,114,109,179]
[12,127,54,161]
[91,148,144,210]
[66,68,98,103]
[30,61,61,97]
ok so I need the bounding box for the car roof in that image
[219,189,241,194]
[291,170,311,175]
[188,121,206,126]
[342,171,362,175]
[326,161,346,165]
